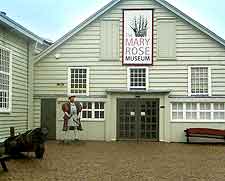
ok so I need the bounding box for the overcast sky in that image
[1,0,225,41]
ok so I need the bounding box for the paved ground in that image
[0,141,225,181]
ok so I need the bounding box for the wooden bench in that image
[0,155,9,172]
[184,128,225,143]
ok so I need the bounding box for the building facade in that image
[33,0,225,142]
[0,12,49,140]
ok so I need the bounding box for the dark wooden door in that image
[41,99,56,140]
[117,98,159,141]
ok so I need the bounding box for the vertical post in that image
[10,127,15,137]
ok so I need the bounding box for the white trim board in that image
[33,0,225,64]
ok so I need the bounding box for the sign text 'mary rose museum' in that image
[123,9,153,65]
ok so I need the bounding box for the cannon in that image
[3,128,48,159]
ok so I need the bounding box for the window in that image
[68,67,89,96]
[81,102,92,119]
[199,103,211,120]
[186,103,197,120]
[172,103,183,119]
[188,66,211,96]
[213,103,225,120]
[171,102,225,121]
[0,47,11,112]
[127,67,148,90]
[94,102,104,119]
[81,102,105,120]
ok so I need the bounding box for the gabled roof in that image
[0,12,47,44]
[34,0,225,63]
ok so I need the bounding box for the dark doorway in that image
[41,99,56,140]
[117,98,159,141]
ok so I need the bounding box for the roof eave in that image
[33,0,121,63]
[155,0,225,47]
[0,14,45,44]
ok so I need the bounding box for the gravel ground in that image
[1,141,225,181]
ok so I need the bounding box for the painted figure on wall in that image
[62,95,83,140]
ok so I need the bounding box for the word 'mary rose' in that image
[125,38,151,56]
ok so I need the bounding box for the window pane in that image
[200,112,211,120]
[200,103,211,110]
[100,102,104,109]
[100,111,104,118]
[88,111,92,118]
[214,112,225,120]
[94,111,99,118]
[214,103,224,110]
[95,102,99,109]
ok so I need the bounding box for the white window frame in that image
[188,66,211,96]
[80,102,105,121]
[67,67,89,96]
[171,102,225,122]
[127,67,149,91]
[0,46,12,113]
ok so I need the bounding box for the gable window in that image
[188,66,211,96]
[68,67,89,96]
[127,67,149,90]
[0,47,12,112]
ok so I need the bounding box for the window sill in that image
[81,119,105,122]
[171,120,225,123]
[0,110,11,114]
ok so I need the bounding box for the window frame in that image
[67,67,89,96]
[188,66,211,96]
[171,102,225,122]
[0,46,12,113]
[127,67,149,91]
[80,102,105,121]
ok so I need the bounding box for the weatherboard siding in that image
[33,0,225,136]
[0,26,29,139]
[34,0,225,97]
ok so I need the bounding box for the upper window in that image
[188,66,211,96]
[68,67,89,96]
[0,47,11,112]
[127,67,148,90]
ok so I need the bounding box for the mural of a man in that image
[62,95,83,140]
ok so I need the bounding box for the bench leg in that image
[1,160,8,172]
[186,134,190,143]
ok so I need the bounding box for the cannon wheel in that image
[35,144,45,159]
